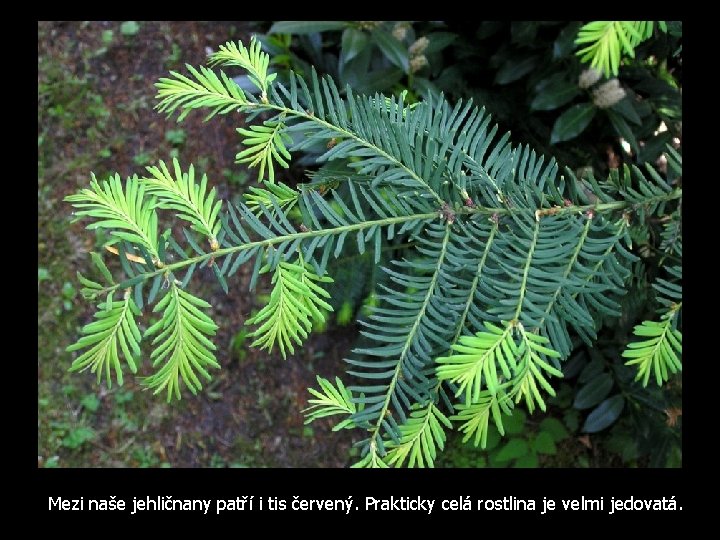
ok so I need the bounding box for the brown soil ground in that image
[38,20,356,468]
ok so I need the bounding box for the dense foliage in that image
[65,21,682,467]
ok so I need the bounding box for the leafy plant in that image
[165,43,182,67]
[61,281,77,311]
[66,36,682,467]
[438,410,570,468]
[120,21,140,37]
[102,30,114,45]
[38,267,51,287]
[575,21,668,77]
[255,21,681,173]
[457,21,681,159]
[240,21,455,100]
[559,327,682,466]
[165,128,186,146]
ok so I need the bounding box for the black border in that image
[37,467,687,523]
[36,18,690,525]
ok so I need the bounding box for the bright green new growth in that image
[438,321,563,413]
[236,121,292,183]
[208,39,277,102]
[66,36,682,466]
[143,159,223,249]
[66,168,224,400]
[143,284,220,401]
[243,180,299,216]
[451,392,511,448]
[575,21,668,77]
[437,322,519,403]
[623,303,682,387]
[384,404,452,468]
[246,258,334,358]
[303,376,358,431]
[66,174,159,260]
[67,289,141,386]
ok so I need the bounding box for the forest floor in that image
[38,20,358,468]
